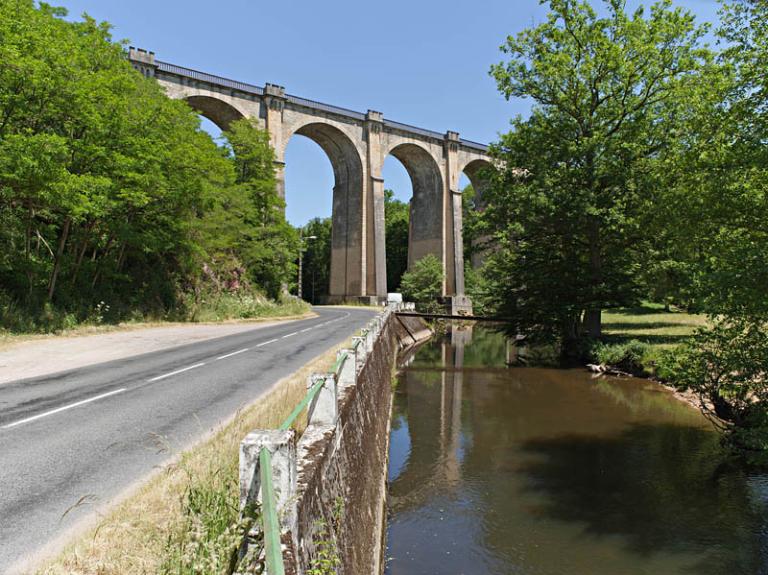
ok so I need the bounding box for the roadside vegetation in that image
[0,1,303,338]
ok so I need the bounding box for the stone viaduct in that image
[129,48,492,311]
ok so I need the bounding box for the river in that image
[385,325,768,575]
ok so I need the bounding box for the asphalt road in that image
[0,306,376,573]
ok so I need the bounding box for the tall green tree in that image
[384,189,409,291]
[652,1,768,462]
[485,0,709,349]
[300,217,332,303]
[0,1,297,329]
[200,118,298,300]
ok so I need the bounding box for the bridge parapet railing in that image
[156,61,266,96]
[236,302,406,574]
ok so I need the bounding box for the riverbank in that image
[591,303,713,415]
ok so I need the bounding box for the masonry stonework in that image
[129,48,491,308]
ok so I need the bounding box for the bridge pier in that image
[129,48,490,308]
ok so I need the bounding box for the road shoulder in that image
[0,313,315,385]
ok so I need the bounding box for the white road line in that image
[281,332,299,339]
[2,388,127,430]
[300,328,313,333]
[147,362,206,382]
[216,348,249,360]
[256,338,279,348]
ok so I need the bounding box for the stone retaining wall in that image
[239,306,431,575]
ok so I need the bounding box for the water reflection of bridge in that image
[389,327,473,510]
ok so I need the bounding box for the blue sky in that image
[58,0,720,225]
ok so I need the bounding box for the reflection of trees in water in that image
[516,424,768,575]
[459,325,507,368]
[590,378,702,420]
[389,326,768,574]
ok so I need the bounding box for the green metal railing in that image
[252,348,352,574]
[259,448,285,575]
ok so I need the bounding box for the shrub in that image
[592,339,652,375]
[399,255,443,314]
[663,318,768,465]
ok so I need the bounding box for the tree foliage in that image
[384,189,409,292]
[485,0,709,349]
[300,217,332,304]
[0,1,298,329]
[399,254,443,314]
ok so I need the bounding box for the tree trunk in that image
[116,243,128,273]
[48,217,71,301]
[584,213,603,339]
[71,223,94,285]
[583,308,602,338]
[91,235,114,290]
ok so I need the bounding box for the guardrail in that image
[236,302,414,574]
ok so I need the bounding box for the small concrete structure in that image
[129,48,492,311]
[239,429,297,515]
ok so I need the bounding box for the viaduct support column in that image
[444,131,472,314]
[264,83,287,200]
[365,110,387,300]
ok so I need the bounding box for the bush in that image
[183,290,309,322]
[399,254,443,314]
[665,318,768,466]
[592,339,652,375]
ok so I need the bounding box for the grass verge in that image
[33,341,347,575]
[0,297,312,351]
[596,302,708,376]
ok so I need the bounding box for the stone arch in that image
[460,158,494,206]
[459,158,495,269]
[184,95,246,131]
[387,143,444,271]
[284,121,366,298]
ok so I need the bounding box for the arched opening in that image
[185,95,244,131]
[198,116,227,147]
[285,123,364,301]
[285,135,334,303]
[382,156,413,292]
[461,159,494,270]
[385,144,444,293]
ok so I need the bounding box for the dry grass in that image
[33,341,347,575]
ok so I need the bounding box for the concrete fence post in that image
[239,429,297,517]
[352,336,366,372]
[306,374,338,427]
[337,349,356,391]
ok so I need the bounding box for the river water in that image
[385,326,768,575]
